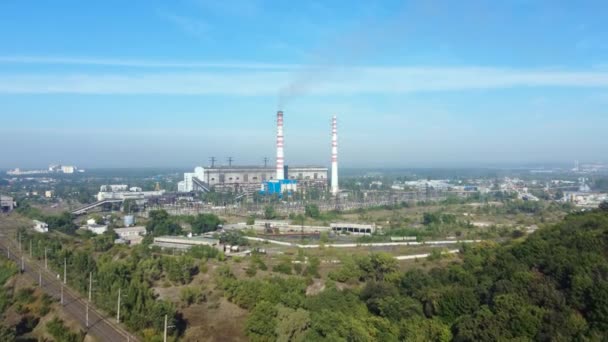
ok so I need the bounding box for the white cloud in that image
[0,56,297,70]
[0,65,607,95]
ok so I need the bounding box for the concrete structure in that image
[72,198,124,215]
[203,166,327,185]
[97,185,164,201]
[49,164,78,174]
[330,223,376,235]
[331,115,339,196]
[390,236,417,242]
[0,195,15,212]
[87,224,108,235]
[124,215,135,227]
[85,223,108,235]
[33,220,49,233]
[276,110,285,180]
[153,235,220,250]
[61,165,75,174]
[245,236,482,249]
[177,167,206,192]
[45,190,53,198]
[100,185,128,192]
[7,168,47,176]
[114,226,146,245]
[562,191,608,207]
[178,165,327,193]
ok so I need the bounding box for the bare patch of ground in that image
[181,297,248,342]
[306,278,325,296]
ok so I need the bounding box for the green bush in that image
[46,317,85,342]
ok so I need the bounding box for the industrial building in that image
[83,219,108,235]
[153,235,220,250]
[97,185,165,201]
[182,165,328,193]
[50,164,77,174]
[114,226,146,245]
[330,223,376,235]
[0,195,14,212]
[178,110,337,195]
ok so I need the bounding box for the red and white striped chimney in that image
[331,115,339,196]
[276,111,285,180]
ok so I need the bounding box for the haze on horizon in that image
[1,1,607,169]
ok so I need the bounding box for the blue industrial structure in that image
[259,179,297,198]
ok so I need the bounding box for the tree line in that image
[216,207,608,341]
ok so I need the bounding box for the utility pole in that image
[29,239,32,257]
[44,248,48,269]
[60,283,64,305]
[20,255,24,272]
[88,272,92,302]
[38,268,42,287]
[227,157,233,167]
[263,157,268,167]
[209,157,216,168]
[116,288,121,324]
[18,232,21,251]
[86,302,89,328]
[63,258,67,284]
[164,314,168,342]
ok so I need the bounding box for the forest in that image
[216,207,608,341]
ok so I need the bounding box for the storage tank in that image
[124,215,135,227]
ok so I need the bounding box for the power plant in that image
[178,110,339,196]
[331,115,339,196]
[276,110,285,180]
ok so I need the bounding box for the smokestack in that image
[331,115,339,196]
[276,111,285,180]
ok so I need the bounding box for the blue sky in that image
[1,0,607,168]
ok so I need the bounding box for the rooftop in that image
[114,226,146,232]
[154,235,219,244]
[205,165,327,171]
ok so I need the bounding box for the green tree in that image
[305,204,321,219]
[264,206,277,219]
[423,212,441,226]
[275,305,311,342]
[357,253,399,282]
[46,317,85,342]
[146,210,182,236]
[400,317,452,342]
[437,287,479,323]
[190,213,221,234]
[246,301,277,341]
